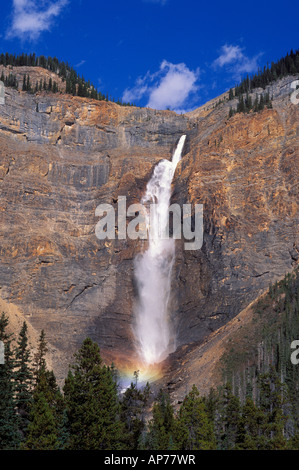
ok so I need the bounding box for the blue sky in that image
[0,0,298,112]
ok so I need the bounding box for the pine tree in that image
[23,381,60,450]
[219,383,241,450]
[24,328,65,450]
[175,385,216,450]
[121,381,150,449]
[0,313,20,449]
[252,93,258,112]
[235,397,261,450]
[237,95,245,113]
[258,94,265,111]
[204,387,220,425]
[245,92,253,112]
[228,107,234,118]
[33,329,47,383]
[143,389,176,450]
[26,75,31,92]
[0,51,137,105]
[258,367,288,449]
[63,338,125,450]
[14,322,34,440]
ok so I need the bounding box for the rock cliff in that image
[0,67,298,387]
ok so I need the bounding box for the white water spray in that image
[134,135,186,365]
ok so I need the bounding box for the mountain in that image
[0,60,298,392]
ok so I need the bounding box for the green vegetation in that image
[233,49,299,97]
[228,48,299,118]
[63,338,125,450]
[219,267,299,447]
[229,90,273,118]
[220,268,299,384]
[204,372,290,450]
[0,70,18,89]
[0,320,149,450]
[0,52,134,106]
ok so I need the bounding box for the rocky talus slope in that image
[0,68,298,388]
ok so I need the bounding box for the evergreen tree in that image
[219,383,241,450]
[143,389,176,450]
[121,381,150,449]
[235,397,262,450]
[63,338,125,450]
[228,107,234,118]
[14,322,34,440]
[258,367,288,449]
[253,93,259,112]
[26,75,31,92]
[22,378,60,450]
[204,387,220,425]
[258,94,265,111]
[237,95,245,113]
[245,92,253,112]
[0,51,135,105]
[0,313,20,449]
[175,385,216,450]
[24,329,65,449]
[33,329,47,383]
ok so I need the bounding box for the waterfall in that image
[134,135,186,365]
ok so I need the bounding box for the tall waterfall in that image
[134,135,186,365]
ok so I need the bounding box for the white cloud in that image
[6,0,68,40]
[213,43,262,78]
[76,59,86,68]
[123,73,151,103]
[123,61,199,112]
[233,55,262,75]
[213,44,244,67]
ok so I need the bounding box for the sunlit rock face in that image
[0,68,298,385]
[172,77,299,351]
